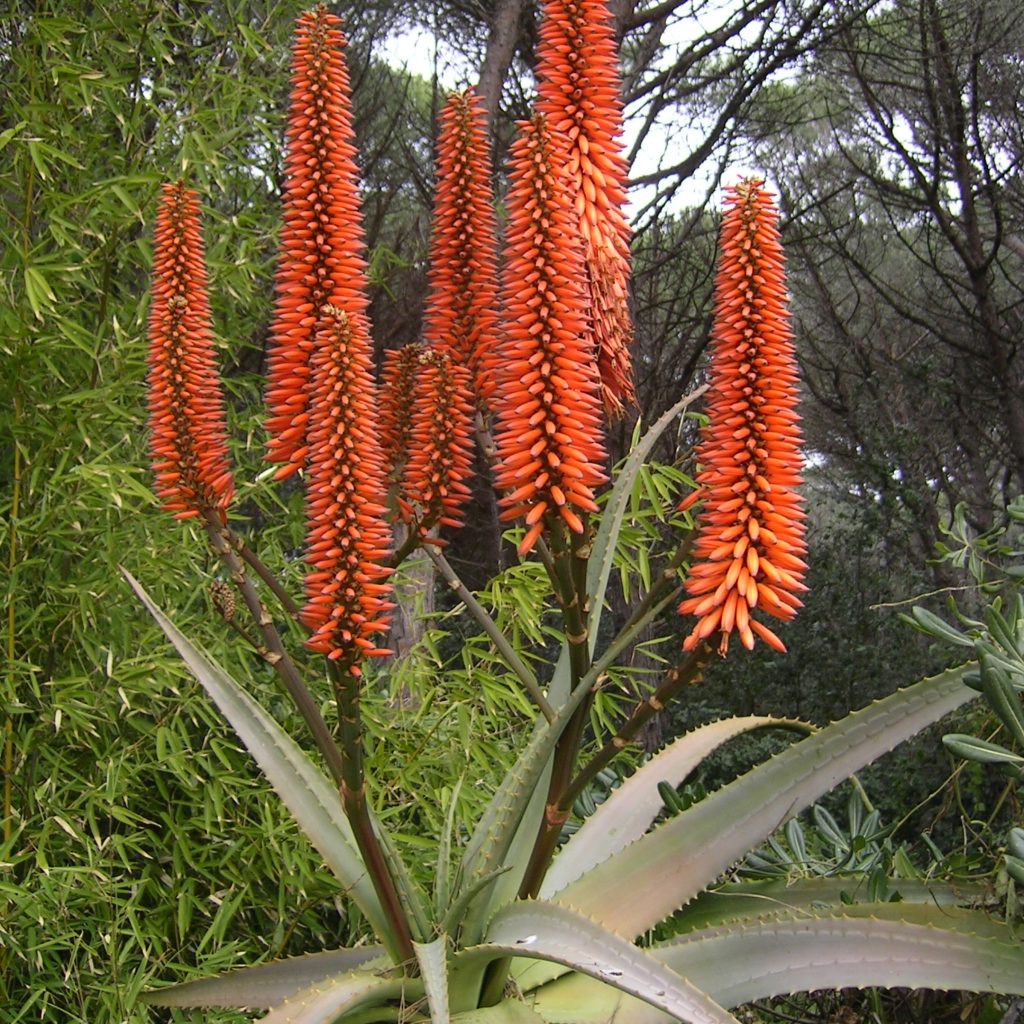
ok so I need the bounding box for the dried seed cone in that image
[147,181,234,521]
[679,180,807,654]
[302,308,393,669]
[493,115,608,556]
[536,0,635,415]
[424,89,499,406]
[264,7,371,479]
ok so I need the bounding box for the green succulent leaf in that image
[257,971,416,1024]
[541,716,811,896]
[138,949,387,1009]
[472,900,740,1024]
[451,1003,548,1024]
[455,657,608,942]
[555,664,976,938]
[414,936,451,1024]
[122,571,394,952]
[468,387,704,925]
[667,877,987,935]
[528,904,1024,1023]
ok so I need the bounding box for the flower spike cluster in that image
[680,180,807,654]
[264,7,371,479]
[424,89,499,406]
[379,344,422,484]
[493,115,608,556]
[399,348,476,531]
[302,307,394,669]
[536,0,635,416]
[147,181,234,521]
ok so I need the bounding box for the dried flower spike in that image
[424,88,499,406]
[147,181,234,521]
[302,307,393,669]
[679,179,807,654]
[493,115,608,556]
[536,0,635,415]
[264,7,371,479]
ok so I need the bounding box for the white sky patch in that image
[376,17,767,213]
[378,25,471,92]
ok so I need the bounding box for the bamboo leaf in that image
[555,664,976,937]
[586,388,706,645]
[542,716,810,896]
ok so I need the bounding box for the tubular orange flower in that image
[679,179,807,654]
[399,348,475,531]
[147,180,234,521]
[424,88,499,406]
[264,7,371,479]
[535,0,635,416]
[379,343,423,485]
[302,307,393,669]
[493,115,608,557]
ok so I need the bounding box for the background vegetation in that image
[1,0,1021,1020]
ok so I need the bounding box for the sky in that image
[376,18,766,216]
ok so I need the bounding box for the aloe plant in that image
[124,415,1024,1021]
[125,4,1024,1022]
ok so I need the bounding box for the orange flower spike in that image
[379,343,424,485]
[493,115,608,556]
[147,181,234,521]
[264,7,371,479]
[400,348,476,532]
[680,179,807,655]
[302,307,394,669]
[535,0,635,415]
[424,89,499,406]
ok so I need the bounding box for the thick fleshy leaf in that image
[468,900,740,1024]
[555,664,976,937]
[472,390,707,927]
[541,716,809,896]
[452,1002,548,1024]
[122,571,392,949]
[455,658,607,943]
[668,877,988,934]
[414,936,450,1024]
[257,971,415,1024]
[139,948,386,1008]
[527,904,1024,1023]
